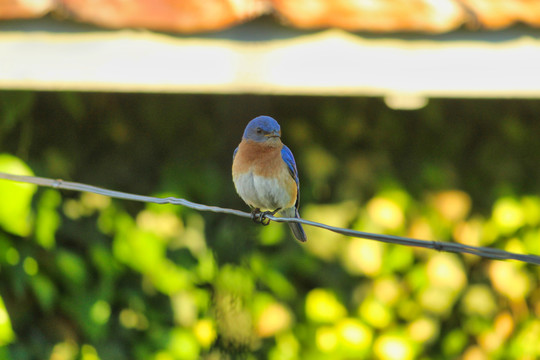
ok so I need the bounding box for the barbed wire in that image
[1,171,539,265]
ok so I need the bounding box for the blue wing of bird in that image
[281,145,298,182]
[233,147,238,161]
[281,145,301,207]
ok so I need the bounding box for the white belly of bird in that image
[234,172,292,211]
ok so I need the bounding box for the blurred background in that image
[1,1,540,359]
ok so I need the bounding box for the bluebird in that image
[232,116,307,242]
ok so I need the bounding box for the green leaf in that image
[0,154,37,236]
[35,189,62,249]
[0,296,15,346]
[31,275,58,312]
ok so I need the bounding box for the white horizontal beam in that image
[2,20,540,99]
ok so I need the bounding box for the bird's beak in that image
[266,130,281,138]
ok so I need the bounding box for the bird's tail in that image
[281,207,307,242]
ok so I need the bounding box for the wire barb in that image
[1,171,540,265]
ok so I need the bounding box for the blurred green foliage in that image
[1,91,540,359]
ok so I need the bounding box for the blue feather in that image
[281,145,300,207]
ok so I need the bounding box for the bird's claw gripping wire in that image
[251,209,269,225]
[251,208,281,226]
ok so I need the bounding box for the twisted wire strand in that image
[1,171,539,265]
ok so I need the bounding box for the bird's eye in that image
[256,128,263,134]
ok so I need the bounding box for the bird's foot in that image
[251,209,268,225]
[251,208,281,226]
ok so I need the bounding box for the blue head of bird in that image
[243,116,282,144]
